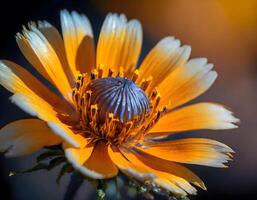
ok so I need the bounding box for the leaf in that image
[17,163,49,174]
[44,143,63,151]
[47,157,66,170]
[63,172,85,200]
[37,150,64,162]
[56,163,73,184]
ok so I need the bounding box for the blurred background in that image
[0,0,256,199]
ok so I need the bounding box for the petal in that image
[134,149,206,190]
[61,10,95,76]
[47,122,86,148]
[137,37,191,91]
[158,58,218,108]
[16,24,73,102]
[149,102,239,134]
[109,147,197,195]
[108,146,156,181]
[97,13,142,76]
[139,138,234,167]
[65,142,118,179]
[37,21,74,85]
[0,60,73,115]
[0,119,61,157]
[121,149,196,195]
[10,93,81,148]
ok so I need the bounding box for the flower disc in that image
[86,77,150,122]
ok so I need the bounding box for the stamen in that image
[91,69,98,80]
[98,67,103,78]
[132,69,139,82]
[141,76,152,91]
[118,67,124,77]
[108,68,114,77]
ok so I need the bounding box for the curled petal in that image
[65,142,118,179]
[0,119,61,157]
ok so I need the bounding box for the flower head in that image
[0,10,239,197]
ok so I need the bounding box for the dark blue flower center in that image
[86,77,150,122]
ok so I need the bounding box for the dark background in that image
[0,0,257,199]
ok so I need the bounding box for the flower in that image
[0,10,239,196]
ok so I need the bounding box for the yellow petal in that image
[65,142,118,179]
[108,146,156,181]
[137,37,191,91]
[47,122,86,148]
[97,13,142,76]
[10,93,80,148]
[122,149,196,195]
[109,146,197,195]
[65,143,94,166]
[134,149,206,190]
[158,58,217,108]
[17,24,73,102]
[139,138,234,167]
[149,102,239,134]
[37,21,75,86]
[0,119,61,157]
[61,10,95,76]
[0,60,73,115]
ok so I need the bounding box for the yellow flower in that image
[0,10,239,196]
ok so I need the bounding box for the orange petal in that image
[65,142,118,179]
[108,146,156,181]
[97,13,142,76]
[121,149,197,195]
[9,93,81,148]
[0,119,61,157]
[0,60,74,115]
[134,148,206,190]
[47,122,87,148]
[37,21,75,86]
[137,37,190,91]
[65,143,94,166]
[158,58,217,109]
[60,10,95,76]
[149,102,239,134]
[139,138,234,167]
[16,23,73,102]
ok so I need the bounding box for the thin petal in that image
[149,102,239,134]
[139,138,234,167]
[17,24,73,102]
[0,119,61,157]
[108,146,156,181]
[61,10,95,76]
[37,21,74,86]
[0,60,73,114]
[122,149,196,195]
[47,122,86,148]
[65,142,118,179]
[97,13,142,76]
[134,149,206,190]
[109,147,196,195]
[137,37,191,91]
[10,93,81,148]
[158,58,217,108]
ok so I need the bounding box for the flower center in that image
[71,70,165,146]
[86,77,150,123]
